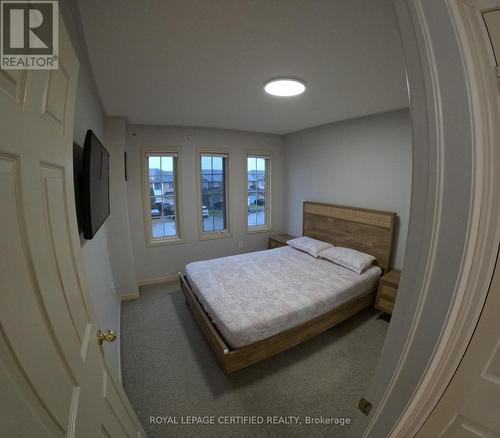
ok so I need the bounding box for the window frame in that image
[246,151,272,233]
[141,147,183,247]
[196,148,231,240]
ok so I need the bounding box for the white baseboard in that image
[120,292,140,301]
[138,273,179,287]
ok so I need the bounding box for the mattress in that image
[185,246,382,348]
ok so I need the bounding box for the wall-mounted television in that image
[81,130,110,239]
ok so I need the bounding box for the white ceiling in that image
[77,0,409,135]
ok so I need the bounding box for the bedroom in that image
[1,0,499,437]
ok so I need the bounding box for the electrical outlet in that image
[358,398,372,416]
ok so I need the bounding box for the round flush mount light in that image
[264,78,306,97]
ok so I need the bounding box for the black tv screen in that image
[81,130,110,239]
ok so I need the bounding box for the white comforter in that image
[185,246,381,348]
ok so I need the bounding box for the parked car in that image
[151,208,161,218]
[202,205,209,217]
[247,198,265,211]
[163,203,175,217]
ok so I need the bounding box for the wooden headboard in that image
[303,202,396,272]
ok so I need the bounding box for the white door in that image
[0,14,146,438]
[417,249,500,437]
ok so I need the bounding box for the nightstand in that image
[268,234,294,249]
[375,270,401,315]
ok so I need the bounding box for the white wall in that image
[104,117,139,297]
[126,125,286,281]
[284,109,412,269]
[60,0,122,380]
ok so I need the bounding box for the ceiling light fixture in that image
[264,78,306,97]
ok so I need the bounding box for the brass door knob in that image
[96,329,116,345]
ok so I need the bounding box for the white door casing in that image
[417,248,500,437]
[417,3,500,435]
[0,14,146,438]
[351,0,500,436]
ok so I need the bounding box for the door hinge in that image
[358,398,373,416]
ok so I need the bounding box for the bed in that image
[179,202,396,373]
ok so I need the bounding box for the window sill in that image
[199,231,232,241]
[146,236,184,248]
[246,226,272,235]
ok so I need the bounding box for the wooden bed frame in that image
[179,202,396,373]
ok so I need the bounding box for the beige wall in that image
[125,125,286,282]
[284,109,412,269]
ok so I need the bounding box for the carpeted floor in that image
[121,282,388,438]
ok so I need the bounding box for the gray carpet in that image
[121,282,388,438]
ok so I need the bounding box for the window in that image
[247,154,271,230]
[198,151,230,238]
[142,149,181,245]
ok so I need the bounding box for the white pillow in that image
[319,246,375,274]
[287,236,333,258]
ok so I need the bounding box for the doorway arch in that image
[351,0,500,436]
